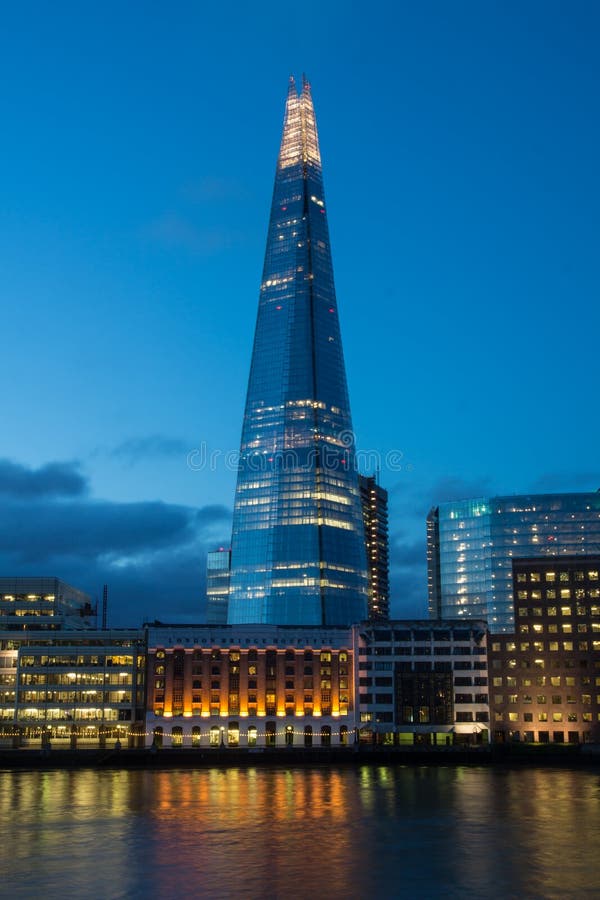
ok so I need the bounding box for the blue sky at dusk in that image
[1,2,599,623]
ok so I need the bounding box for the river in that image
[1,765,598,898]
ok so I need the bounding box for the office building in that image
[0,576,94,630]
[489,556,600,744]
[427,492,600,632]
[359,475,390,620]
[353,620,489,745]
[228,77,368,627]
[0,576,146,747]
[206,548,231,625]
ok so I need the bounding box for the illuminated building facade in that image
[359,475,390,620]
[427,492,600,632]
[228,77,368,627]
[206,548,231,625]
[0,577,146,746]
[145,624,354,748]
[490,556,600,744]
[0,576,94,630]
[7,631,146,747]
[353,621,489,745]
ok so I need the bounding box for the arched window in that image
[171,726,183,747]
[320,725,331,747]
[285,725,294,746]
[192,726,201,748]
[304,725,313,748]
[228,722,239,747]
[209,726,220,747]
[265,721,276,747]
[247,726,257,747]
[153,726,163,749]
[340,725,348,746]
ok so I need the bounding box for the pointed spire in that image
[277,74,321,170]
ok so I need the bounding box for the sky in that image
[1,2,599,625]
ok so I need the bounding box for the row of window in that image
[516,570,599,583]
[152,723,347,748]
[492,675,600,686]
[495,712,598,723]
[494,694,597,705]
[517,604,600,616]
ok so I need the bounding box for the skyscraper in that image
[228,77,368,627]
[427,492,600,631]
[359,475,390,620]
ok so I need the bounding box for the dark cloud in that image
[389,565,428,620]
[390,534,425,568]
[0,458,231,626]
[110,435,190,465]
[0,459,88,498]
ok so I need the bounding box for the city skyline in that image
[1,4,599,624]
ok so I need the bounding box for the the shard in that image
[227,76,368,626]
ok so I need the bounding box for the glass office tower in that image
[228,77,368,626]
[427,492,600,632]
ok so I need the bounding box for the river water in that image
[0,764,598,898]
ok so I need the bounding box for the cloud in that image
[390,535,425,568]
[0,457,231,625]
[0,459,88,498]
[110,435,190,466]
[389,565,427,620]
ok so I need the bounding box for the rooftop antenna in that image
[102,584,108,630]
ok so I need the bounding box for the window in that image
[247,726,257,747]
[171,726,183,748]
[304,725,313,747]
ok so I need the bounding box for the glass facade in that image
[428,493,600,632]
[206,549,231,625]
[228,77,368,626]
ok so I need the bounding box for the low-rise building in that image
[146,624,355,748]
[0,577,146,747]
[353,620,490,745]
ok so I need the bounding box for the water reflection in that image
[0,766,598,898]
